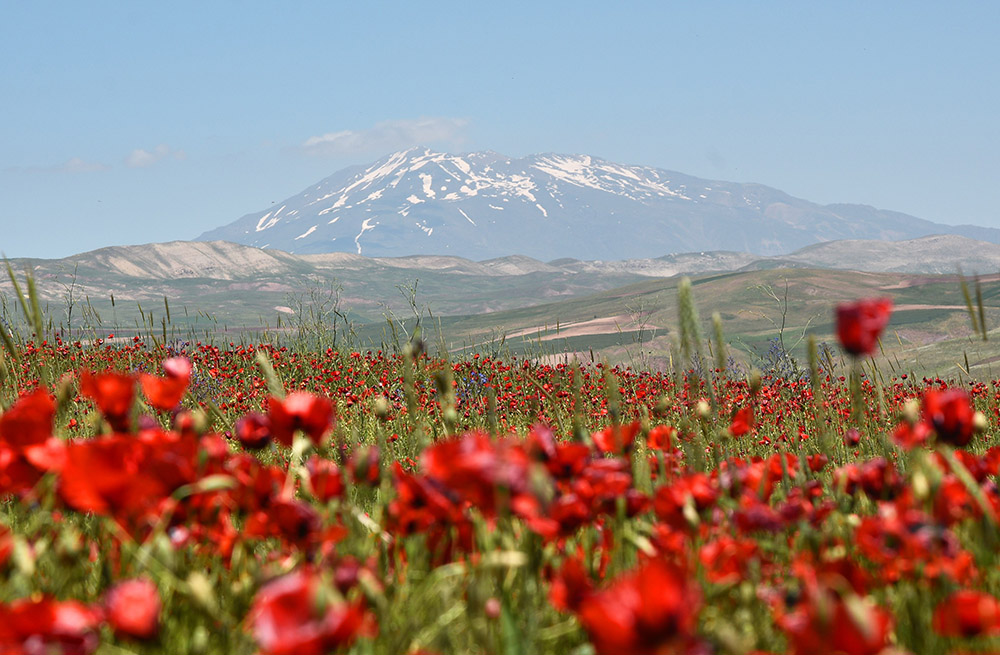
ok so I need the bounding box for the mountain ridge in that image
[18,233,1000,284]
[197,148,1000,260]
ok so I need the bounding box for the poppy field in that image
[3,288,1000,654]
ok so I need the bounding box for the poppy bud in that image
[653,395,672,416]
[373,397,390,420]
[974,411,988,433]
[900,398,920,424]
[186,571,216,613]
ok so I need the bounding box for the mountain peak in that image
[197,150,1000,260]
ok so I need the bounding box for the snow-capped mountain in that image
[198,148,1000,260]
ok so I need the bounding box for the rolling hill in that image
[3,238,999,378]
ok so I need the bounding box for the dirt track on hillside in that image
[507,314,637,341]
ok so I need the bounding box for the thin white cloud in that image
[59,157,111,173]
[301,117,469,156]
[124,144,186,168]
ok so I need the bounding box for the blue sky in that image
[2,1,998,258]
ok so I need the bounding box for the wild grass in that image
[1,269,999,654]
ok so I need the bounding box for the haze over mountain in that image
[198,149,1000,260]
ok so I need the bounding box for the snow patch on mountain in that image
[295,225,317,240]
[355,218,377,254]
[256,211,280,232]
[458,208,476,225]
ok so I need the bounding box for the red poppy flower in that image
[245,498,322,550]
[58,431,195,529]
[348,445,381,487]
[80,369,136,432]
[421,432,532,517]
[235,413,272,450]
[774,571,893,655]
[576,558,701,655]
[891,419,932,450]
[0,596,101,654]
[267,392,335,447]
[140,357,191,411]
[933,590,1000,637]
[305,455,344,502]
[729,406,753,438]
[247,568,372,655]
[923,388,976,447]
[105,577,161,640]
[806,453,828,472]
[0,388,66,480]
[591,421,640,454]
[653,473,718,529]
[835,298,892,356]
[0,388,55,450]
[549,556,593,612]
[646,425,675,450]
[699,536,758,584]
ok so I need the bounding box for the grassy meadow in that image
[1,265,1000,654]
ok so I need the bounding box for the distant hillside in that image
[5,235,999,331]
[3,238,1000,377]
[3,241,649,330]
[424,267,1000,379]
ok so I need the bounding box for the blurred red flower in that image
[58,431,197,530]
[923,388,976,447]
[305,455,344,502]
[105,577,161,640]
[267,392,335,447]
[891,419,932,450]
[0,596,101,654]
[0,387,55,450]
[549,556,593,613]
[774,574,893,655]
[646,425,675,450]
[247,568,372,655]
[0,524,12,569]
[933,589,1000,637]
[0,388,66,491]
[729,406,753,438]
[235,413,272,450]
[576,558,702,655]
[140,357,192,411]
[422,432,532,517]
[80,369,136,432]
[835,298,892,356]
[245,498,322,551]
[591,421,640,454]
[699,536,758,584]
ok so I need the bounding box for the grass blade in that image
[5,260,31,323]
[976,276,988,341]
[958,270,982,339]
